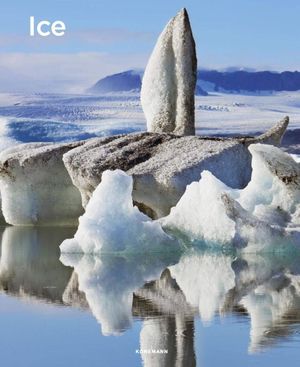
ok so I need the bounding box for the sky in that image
[0,0,299,92]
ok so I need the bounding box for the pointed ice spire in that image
[141,8,197,135]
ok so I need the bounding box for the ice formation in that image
[62,118,287,219]
[60,169,176,254]
[0,142,84,225]
[141,8,197,135]
[61,142,300,255]
[162,143,300,249]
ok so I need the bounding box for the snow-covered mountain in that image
[88,69,208,95]
[199,69,300,93]
[88,70,143,94]
[88,69,300,95]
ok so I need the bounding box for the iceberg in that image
[0,141,84,225]
[162,143,300,249]
[141,8,197,135]
[60,169,176,254]
[61,142,300,255]
[63,118,287,219]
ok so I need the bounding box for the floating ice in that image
[60,169,176,254]
[162,143,300,249]
[141,8,197,135]
[0,142,84,225]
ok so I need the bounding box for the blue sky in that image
[0,0,299,92]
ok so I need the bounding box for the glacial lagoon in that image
[1,226,300,367]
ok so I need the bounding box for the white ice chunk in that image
[60,169,176,254]
[162,144,300,249]
[162,171,236,244]
[239,144,300,226]
[0,142,84,225]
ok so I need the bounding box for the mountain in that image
[88,70,143,94]
[199,70,300,93]
[88,70,208,95]
[88,69,300,95]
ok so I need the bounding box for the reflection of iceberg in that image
[60,246,300,357]
[242,276,300,353]
[0,226,74,303]
[136,269,196,367]
[168,251,300,353]
[60,252,180,335]
[237,255,300,353]
[169,252,235,322]
[140,316,196,367]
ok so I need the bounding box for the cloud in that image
[0,52,148,93]
[0,28,154,49]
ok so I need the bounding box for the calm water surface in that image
[0,226,300,367]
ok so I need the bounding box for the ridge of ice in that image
[141,8,197,135]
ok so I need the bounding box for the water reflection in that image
[60,252,180,335]
[1,227,300,364]
[0,226,75,303]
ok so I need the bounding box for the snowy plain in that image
[0,91,300,150]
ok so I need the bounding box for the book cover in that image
[0,1,299,366]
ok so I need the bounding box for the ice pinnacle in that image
[141,8,197,135]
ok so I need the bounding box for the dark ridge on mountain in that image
[88,69,300,95]
[88,70,208,95]
[198,70,300,92]
[88,70,142,94]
